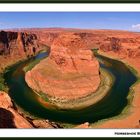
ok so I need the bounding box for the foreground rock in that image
[32,120,62,128]
[32,120,55,128]
[0,91,32,128]
[75,122,90,128]
[25,33,100,102]
[0,91,61,128]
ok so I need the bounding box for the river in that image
[3,51,137,124]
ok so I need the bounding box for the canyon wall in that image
[100,36,140,58]
[0,30,49,72]
[0,31,39,57]
[8,28,140,59]
[69,30,140,59]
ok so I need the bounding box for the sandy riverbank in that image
[91,51,140,128]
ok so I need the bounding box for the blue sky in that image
[0,12,140,31]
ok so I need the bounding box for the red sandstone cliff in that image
[8,28,140,59]
[0,91,32,128]
[50,33,99,74]
[0,30,41,57]
[0,30,49,72]
[100,36,140,58]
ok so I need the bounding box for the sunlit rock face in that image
[0,91,32,128]
[50,33,99,74]
[25,32,100,100]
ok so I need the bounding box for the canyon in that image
[25,32,100,102]
[0,28,140,128]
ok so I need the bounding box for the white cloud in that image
[132,24,140,30]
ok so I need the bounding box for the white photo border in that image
[0,3,140,138]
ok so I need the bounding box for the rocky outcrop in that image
[25,33,100,101]
[0,31,40,57]
[100,37,122,52]
[32,120,62,128]
[0,91,32,128]
[125,47,140,58]
[0,30,49,72]
[50,33,99,73]
[95,31,140,58]
[19,28,60,47]
[0,91,60,128]
[0,31,18,55]
[36,32,59,47]
[75,122,90,128]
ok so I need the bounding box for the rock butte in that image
[25,33,100,100]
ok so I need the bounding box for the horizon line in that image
[0,27,139,33]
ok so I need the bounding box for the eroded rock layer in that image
[0,91,32,128]
[0,30,48,72]
[25,33,100,100]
